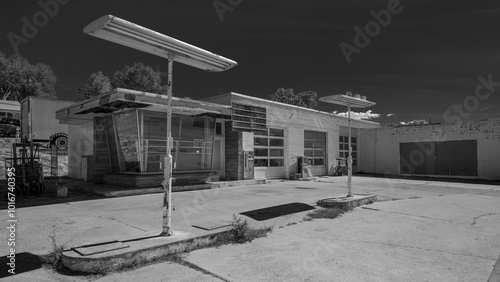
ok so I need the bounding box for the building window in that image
[114,109,216,173]
[304,130,326,166]
[138,110,215,172]
[231,103,267,134]
[114,110,140,172]
[254,128,285,167]
[339,136,357,166]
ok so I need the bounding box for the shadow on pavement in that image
[240,202,315,221]
[0,252,42,278]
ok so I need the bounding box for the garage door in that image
[400,140,477,176]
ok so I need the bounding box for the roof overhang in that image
[56,88,232,125]
[319,94,376,108]
[84,15,237,72]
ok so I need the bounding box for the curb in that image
[61,229,232,274]
[317,194,377,209]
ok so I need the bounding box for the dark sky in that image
[2,0,500,125]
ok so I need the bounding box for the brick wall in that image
[225,130,243,180]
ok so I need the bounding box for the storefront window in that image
[114,110,140,172]
[113,110,216,173]
[138,110,215,172]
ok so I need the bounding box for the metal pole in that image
[347,104,352,197]
[161,58,174,236]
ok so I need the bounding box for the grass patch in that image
[211,215,273,247]
[304,206,353,221]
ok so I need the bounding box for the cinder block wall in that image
[359,120,500,180]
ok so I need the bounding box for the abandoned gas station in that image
[55,87,500,190]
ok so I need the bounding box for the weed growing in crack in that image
[303,206,353,221]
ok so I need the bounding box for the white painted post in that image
[347,104,353,197]
[161,58,174,236]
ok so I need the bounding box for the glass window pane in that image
[269,138,284,147]
[269,128,284,137]
[304,150,313,157]
[233,115,251,122]
[339,136,343,142]
[254,137,268,146]
[351,137,357,143]
[353,159,358,166]
[254,148,268,156]
[255,159,268,167]
[304,140,313,149]
[270,159,284,167]
[251,106,266,113]
[305,130,326,141]
[313,141,325,148]
[314,150,324,157]
[352,145,357,151]
[352,152,357,158]
[314,158,324,166]
[344,136,349,143]
[269,149,284,157]
[115,110,139,172]
[216,122,222,135]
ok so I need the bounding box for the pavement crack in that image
[360,207,456,223]
[471,213,500,225]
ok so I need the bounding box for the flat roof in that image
[205,92,380,127]
[56,88,232,125]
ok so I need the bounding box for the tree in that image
[112,62,166,94]
[77,71,112,101]
[270,88,318,109]
[0,52,57,101]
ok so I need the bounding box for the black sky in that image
[2,0,500,124]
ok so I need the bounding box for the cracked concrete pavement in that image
[185,194,500,281]
[2,176,499,281]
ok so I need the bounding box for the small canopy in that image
[56,88,232,125]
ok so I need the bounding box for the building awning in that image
[56,88,232,124]
[0,100,20,112]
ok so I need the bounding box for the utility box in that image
[243,151,254,180]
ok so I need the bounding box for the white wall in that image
[360,119,500,180]
[67,121,93,179]
[228,94,379,177]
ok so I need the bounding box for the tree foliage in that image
[270,88,318,109]
[77,71,112,101]
[0,52,57,102]
[111,62,166,94]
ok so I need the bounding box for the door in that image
[400,140,477,176]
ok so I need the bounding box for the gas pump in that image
[244,151,254,179]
